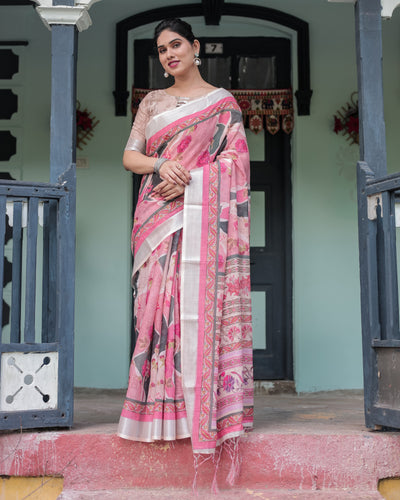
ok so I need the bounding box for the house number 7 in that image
[205,43,223,54]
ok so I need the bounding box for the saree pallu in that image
[118,88,254,455]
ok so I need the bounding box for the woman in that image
[118,18,253,461]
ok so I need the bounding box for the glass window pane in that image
[199,57,232,88]
[251,291,266,349]
[250,191,265,247]
[238,56,277,89]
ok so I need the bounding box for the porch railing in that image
[358,161,400,429]
[0,168,76,430]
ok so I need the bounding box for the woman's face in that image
[156,29,199,78]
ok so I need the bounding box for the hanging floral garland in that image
[76,101,99,150]
[333,92,359,145]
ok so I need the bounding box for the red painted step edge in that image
[0,431,399,492]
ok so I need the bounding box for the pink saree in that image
[118,88,253,455]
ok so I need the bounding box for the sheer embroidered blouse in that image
[125,90,198,154]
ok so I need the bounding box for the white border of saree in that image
[180,167,204,440]
[132,211,183,277]
[145,88,228,140]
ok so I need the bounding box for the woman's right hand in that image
[159,160,191,186]
[153,180,185,201]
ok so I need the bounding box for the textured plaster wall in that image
[1,0,400,391]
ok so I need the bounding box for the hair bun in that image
[154,18,196,48]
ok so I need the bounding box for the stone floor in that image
[72,387,368,435]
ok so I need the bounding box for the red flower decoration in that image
[347,115,359,134]
[76,110,94,131]
[333,93,359,145]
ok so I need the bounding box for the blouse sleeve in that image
[124,94,150,154]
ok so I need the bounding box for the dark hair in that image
[153,18,196,49]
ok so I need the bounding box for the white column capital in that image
[32,0,101,32]
[327,0,400,18]
[381,0,400,18]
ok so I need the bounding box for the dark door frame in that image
[113,2,312,116]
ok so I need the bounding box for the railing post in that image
[57,166,76,426]
[10,201,23,343]
[357,161,380,428]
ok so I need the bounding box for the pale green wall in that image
[1,0,399,391]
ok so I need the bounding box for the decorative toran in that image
[131,87,294,135]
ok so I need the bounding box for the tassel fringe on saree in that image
[118,88,253,458]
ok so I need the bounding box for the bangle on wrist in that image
[153,157,168,176]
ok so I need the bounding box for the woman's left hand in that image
[153,180,185,201]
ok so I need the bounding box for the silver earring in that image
[164,71,169,78]
[194,54,201,66]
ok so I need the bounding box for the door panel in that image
[249,190,266,247]
[251,290,268,350]
[250,130,291,379]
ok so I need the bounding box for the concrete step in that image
[58,488,383,499]
[0,429,398,496]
